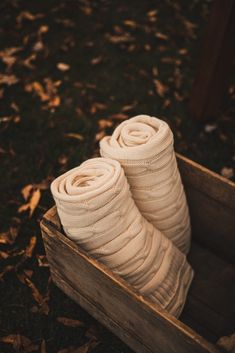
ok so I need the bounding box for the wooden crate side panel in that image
[176,154,235,262]
[41,220,220,353]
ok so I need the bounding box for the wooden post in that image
[189,0,235,121]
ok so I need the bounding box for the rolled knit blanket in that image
[51,158,194,317]
[100,115,191,254]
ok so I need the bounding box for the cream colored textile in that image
[100,115,191,254]
[51,158,193,317]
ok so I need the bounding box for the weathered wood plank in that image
[181,243,235,340]
[176,154,235,209]
[176,154,235,263]
[41,217,220,353]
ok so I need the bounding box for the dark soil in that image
[0,0,234,352]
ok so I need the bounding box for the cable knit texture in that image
[100,115,191,254]
[51,158,194,317]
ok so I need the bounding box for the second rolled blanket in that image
[100,115,191,254]
[51,157,193,317]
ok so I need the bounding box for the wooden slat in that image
[41,212,220,353]
[181,243,235,341]
[176,154,235,263]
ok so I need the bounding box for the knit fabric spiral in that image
[51,158,193,317]
[100,115,191,254]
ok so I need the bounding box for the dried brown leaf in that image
[0,250,9,259]
[155,32,168,40]
[22,54,37,69]
[0,74,19,86]
[105,33,134,44]
[17,272,50,315]
[0,334,38,352]
[121,102,137,112]
[80,6,93,16]
[57,316,85,328]
[153,79,168,97]
[90,56,102,65]
[28,189,40,215]
[64,133,84,140]
[109,113,128,120]
[98,119,113,130]
[16,11,44,26]
[57,62,70,71]
[95,131,105,142]
[25,236,37,258]
[90,102,107,114]
[22,184,34,200]
[123,20,137,28]
[147,9,158,18]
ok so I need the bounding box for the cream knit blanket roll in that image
[100,115,191,254]
[51,158,193,317]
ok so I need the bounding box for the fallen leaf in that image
[17,272,49,315]
[22,184,34,200]
[0,74,19,86]
[57,62,70,71]
[38,25,49,36]
[98,119,113,129]
[0,250,9,259]
[18,188,41,217]
[204,124,217,133]
[0,334,38,352]
[64,133,84,140]
[123,20,137,28]
[80,6,93,16]
[121,102,137,112]
[22,53,37,69]
[90,56,102,65]
[220,167,234,179]
[152,67,159,77]
[58,154,68,166]
[105,33,134,44]
[90,102,107,114]
[95,131,105,142]
[147,9,158,18]
[25,236,37,258]
[16,11,44,26]
[25,79,61,110]
[155,32,168,40]
[33,40,44,52]
[109,113,128,120]
[0,47,22,68]
[57,316,85,328]
[153,79,168,97]
[178,48,188,55]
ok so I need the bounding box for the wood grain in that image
[40,153,235,353]
[176,154,235,264]
[41,217,220,353]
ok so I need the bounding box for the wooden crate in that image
[40,154,235,353]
